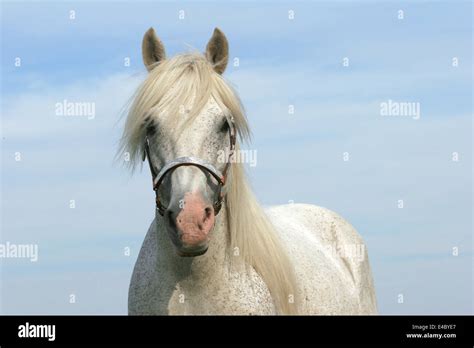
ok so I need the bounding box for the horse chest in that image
[149,268,276,315]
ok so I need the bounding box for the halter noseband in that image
[143,118,236,216]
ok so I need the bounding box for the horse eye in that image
[146,122,157,135]
[219,120,229,133]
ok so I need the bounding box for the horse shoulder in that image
[266,203,378,314]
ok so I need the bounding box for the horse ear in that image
[205,28,229,74]
[142,27,166,72]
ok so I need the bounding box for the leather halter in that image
[143,117,236,216]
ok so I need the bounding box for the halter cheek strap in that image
[143,120,236,216]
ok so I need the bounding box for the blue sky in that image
[1,1,472,314]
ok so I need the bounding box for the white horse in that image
[122,27,377,315]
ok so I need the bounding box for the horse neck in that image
[155,202,230,282]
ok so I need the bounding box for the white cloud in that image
[2,72,142,141]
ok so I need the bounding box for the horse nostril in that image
[204,206,213,220]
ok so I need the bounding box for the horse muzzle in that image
[165,192,215,257]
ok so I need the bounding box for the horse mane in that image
[226,157,299,314]
[119,52,298,314]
